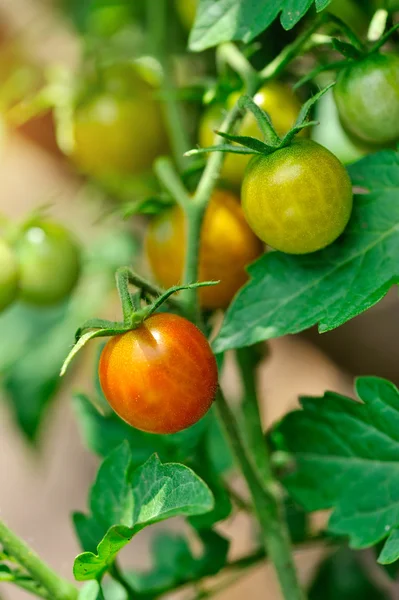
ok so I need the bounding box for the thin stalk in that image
[236,346,271,481]
[6,577,51,599]
[215,390,305,600]
[0,520,77,600]
[148,0,191,170]
[154,156,191,208]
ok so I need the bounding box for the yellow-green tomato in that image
[71,64,168,179]
[334,53,399,146]
[199,82,302,187]
[175,0,197,29]
[146,189,263,309]
[15,221,81,305]
[0,238,18,312]
[242,139,353,254]
[312,88,369,165]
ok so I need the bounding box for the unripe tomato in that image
[334,53,399,146]
[242,139,353,254]
[311,88,369,165]
[15,221,81,305]
[145,189,263,309]
[175,0,197,29]
[98,313,218,434]
[0,238,18,312]
[199,82,302,187]
[71,64,168,179]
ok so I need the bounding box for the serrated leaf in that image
[74,525,133,581]
[273,376,399,561]
[90,442,133,529]
[189,0,330,51]
[132,454,214,529]
[73,454,214,581]
[214,150,399,353]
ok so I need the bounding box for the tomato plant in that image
[334,53,399,145]
[146,189,263,309]
[99,313,218,433]
[71,64,169,179]
[242,139,353,254]
[3,2,399,600]
[14,220,81,305]
[200,82,302,187]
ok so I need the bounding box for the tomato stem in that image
[154,156,192,209]
[215,390,306,600]
[0,519,78,600]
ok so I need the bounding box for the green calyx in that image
[60,266,219,376]
[187,84,333,161]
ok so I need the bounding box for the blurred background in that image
[0,0,399,598]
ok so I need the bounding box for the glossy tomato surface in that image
[98,313,218,434]
[0,238,19,312]
[15,221,81,305]
[312,88,370,165]
[242,139,353,254]
[146,189,263,309]
[71,64,168,179]
[199,82,302,187]
[334,53,399,145]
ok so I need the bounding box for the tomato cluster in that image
[0,219,81,312]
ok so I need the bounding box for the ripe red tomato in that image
[242,139,353,254]
[98,313,218,434]
[71,64,168,180]
[145,189,263,310]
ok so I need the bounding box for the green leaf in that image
[73,513,107,554]
[331,38,363,59]
[90,442,133,529]
[0,565,13,581]
[379,528,399,565]
[124,530,229,595]
[273,376,399,561]
[73,454,214,581]
[215,131,276,154]
[280,84,333,146]
[74,526,134,581]
[189,0,330,51]
[214,150,399,353]
[132,454,214,529]
[308,547,387,600]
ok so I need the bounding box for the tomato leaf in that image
[331,38,363,60]
[73,449,214,581]
[189,0,332,51]
[214,150,399,353]
[308,547,387,600]
[273,377,399,563]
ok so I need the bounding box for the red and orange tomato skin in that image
[98,313,218,434]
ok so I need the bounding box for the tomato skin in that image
[71,65,168,179]
[199,82,302,187]
[0,238,19,312]
[242,139,353,255]
[15,221,81,305]
[98,313,218,434]
[312,88,369,165]
[145,189,263,309]
[334,53,399,146]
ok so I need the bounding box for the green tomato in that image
[311,88,369,165]
[334,53,399,146]
[15,221,81,306]
[0,238,18,312]
[242,139,353,254]
[71,64,168,180]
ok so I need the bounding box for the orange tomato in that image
[145,189,263,309]
[98,313,218,434]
